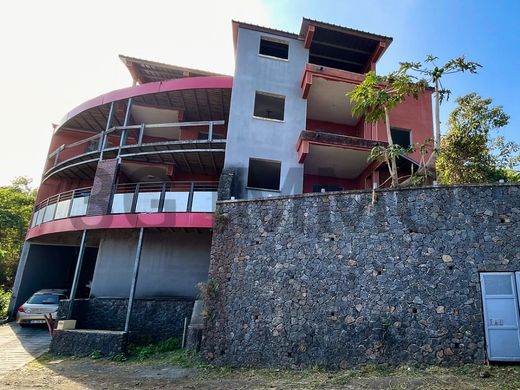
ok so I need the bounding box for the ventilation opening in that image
[247,158,281,191]
[253,92,285,121]
[412,308,417,314]
[259,37,289,59]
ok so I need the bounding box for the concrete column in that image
[7,242,31,319]
[124,228,145,332]
[67,230,88,319]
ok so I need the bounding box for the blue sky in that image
[265,0,520,145]
[0,0,518,185]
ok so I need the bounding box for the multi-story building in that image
[9,18,433,340]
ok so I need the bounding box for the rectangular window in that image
[259,37,289,60]
[253,92,285,121]
[391,128,411,148]
[247,158,281,191]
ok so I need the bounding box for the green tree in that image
[348,69,426,186]
[401,55,482,159]
[436,93,511,184]
[0,177,36,289]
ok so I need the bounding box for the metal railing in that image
[31,187,92,228]
[110,181,218,214]
[46,120,226,169]
[30,181,218,228]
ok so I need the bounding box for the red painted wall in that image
[36,177,93,203]
[303,174,360,193]
[373,90,434,162]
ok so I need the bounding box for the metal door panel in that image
[480,272,520,361]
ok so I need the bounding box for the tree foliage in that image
[348,69,427,187]
[0,177,36,289]
[400,55,482,152]
[436,93,514,184]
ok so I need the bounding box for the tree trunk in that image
[423,78,440,170]
[384,108,398,187]
[434,78,441,149]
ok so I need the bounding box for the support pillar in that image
[124,228,145,333]
[67,230,88,320]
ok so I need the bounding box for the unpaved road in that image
[0,356,517,390]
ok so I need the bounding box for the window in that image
[391,128,411,148]
[253,92,285,121]
[259,37,289,60]
[247,158,281,191]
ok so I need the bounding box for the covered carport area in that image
[8,231,101,319]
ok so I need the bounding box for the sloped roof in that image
[119,55,227,84]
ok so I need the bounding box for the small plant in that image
[0,288,11,319]
[89,350,102,359]
[128,337,182,361]
[198,279,220,301]
[213,211,230,233]
[110,353,127,362]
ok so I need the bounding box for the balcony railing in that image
[46,120,225,171]
[30,181,218,229]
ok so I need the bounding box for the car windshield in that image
[26,294,63,305]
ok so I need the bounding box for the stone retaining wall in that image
[202,184,520,368]
[58,297,194,343]
[50,329,127,357]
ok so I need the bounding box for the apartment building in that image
[9,18,433,340]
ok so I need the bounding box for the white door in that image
[480,272,520,361]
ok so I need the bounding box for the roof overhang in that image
[119,55,228,84]
[299,18,393,73]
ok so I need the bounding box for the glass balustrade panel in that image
[191,191,218,212]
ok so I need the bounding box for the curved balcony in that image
[43,120,226,182]
[43,75,232,183]
[28,181,218,239]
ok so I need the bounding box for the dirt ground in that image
[1,354,520,390]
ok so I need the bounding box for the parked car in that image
[16,289,68,326]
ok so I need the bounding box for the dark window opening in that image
[312,184,343,193]
[247,158,281,191]
[259,38,289,59]
[254,92,285,121]
[391,128,411,148]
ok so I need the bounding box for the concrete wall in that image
[203,184,520,368]
[224,27,308,199]
[90,229,211,299]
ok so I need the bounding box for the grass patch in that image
[125,337,207,369]
[128,337,182,361]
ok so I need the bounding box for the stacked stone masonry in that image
[203,184,520,368]
[58,297,194,343]
[50,329,128,357]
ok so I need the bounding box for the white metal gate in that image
[480,272,520,361]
